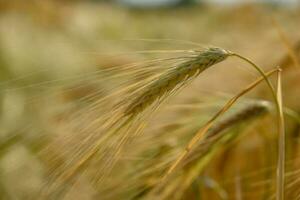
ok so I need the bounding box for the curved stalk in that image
[231,53,285,200]
[161,68,279,184]
[160,50,285,200]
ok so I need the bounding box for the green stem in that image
[231,53,285,200]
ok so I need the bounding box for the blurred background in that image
[1,0,300,200]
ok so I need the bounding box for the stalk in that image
[231,53,285,200]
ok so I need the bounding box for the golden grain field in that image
[1,1,300,200]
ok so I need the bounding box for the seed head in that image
[124,47,230,116]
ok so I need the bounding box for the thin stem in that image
[230,53,277,101]
[161,68,279,183]
[276,69,285,200]
[231,53,285,200]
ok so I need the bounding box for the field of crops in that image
[1,1,300,199]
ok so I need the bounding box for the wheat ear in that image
[98,47,230,181]
[124,47,230,116]
[207,101,270,139]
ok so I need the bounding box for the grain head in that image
[124,47,230,116]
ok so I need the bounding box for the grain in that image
[124,47,230,116]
